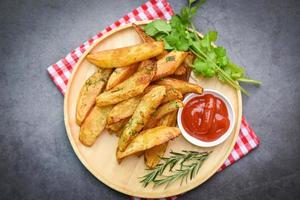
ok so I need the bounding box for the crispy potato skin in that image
[87,42,164,68]
[156,50,169,60]
[145,100,184,129]
[158,111,178,126]
[154,100,184,120]
[107,96,141,124]
[174,64,186,75]
[132,23,155,43]
[116,126,180,160]
[96,60,156,107]
[79,106,112,146]
[153,51,188,81]
[145,111,178,168]
[118,86,166,152]
[107,118,130,137]
[132,23,169,61]
[106,63,138,90]
[161,86,183,104]
[172,53,194,81]
[145,85,183,104]
[144,143,168,168]
[156,78,203,95]
[76,69,112,125]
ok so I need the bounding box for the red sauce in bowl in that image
[181,94,230,142]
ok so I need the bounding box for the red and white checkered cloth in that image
[47,0,260,199]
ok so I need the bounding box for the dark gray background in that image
[0,0,299,199]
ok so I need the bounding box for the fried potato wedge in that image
[161,86,183,104]
[116,126,180,160]
[107,96,141,124]
[87,41,164,68]
[174,64,186,75]
[132,23,155,43]
[118,86,166,152]
[132,23,169,60]
[144,143,168,168]
[158,110,178,126]
[144,111,178,168]
[172,53,194,81]
[79,106,112,147]
[145,85,183,104]
[153,51,188,80]
[156,78,203,95]
[145,100,184,129]
[155,50,169,60]
[76,69,112,125]
[107,118,130,137]
[106,63,138,90]
[96,60,156,107]
[151,100,183,125]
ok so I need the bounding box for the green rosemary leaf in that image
[140,150,211,188]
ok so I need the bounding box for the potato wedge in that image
[157,110,178,126]
[87,41,164,68]
[153,51,188,80]
[107,118,130,136]
[156,78,203,95]
[79,106,112,147]
[96,60,156,107]
[151,100,183,125]
[106,63,138,90]
[174,64,186,75]
[144,143,168,168]
[76,69,112,125]
[161,86,183,104]
[145,85,183,104]
[144,111,178,168]
[145,100,184,129]
[132,23,155,43]
[132,23,169,60]
[116,126,180,160]
[172,53,194,81]
[156,50,169,60]
[107,96,141,124]
[118,86,166,152]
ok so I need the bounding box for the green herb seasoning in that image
[166,56,175,62]
[111,88,123,93]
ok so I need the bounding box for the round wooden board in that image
[64,21,242,198]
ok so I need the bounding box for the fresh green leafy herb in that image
[166,56,175,62]
[151,111,158,117]
[144,0,261,95]
[140,150,210,188]
[172,101,180,109]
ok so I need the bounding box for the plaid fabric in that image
[47,0,260,199]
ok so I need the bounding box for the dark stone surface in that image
[0,0,299,199]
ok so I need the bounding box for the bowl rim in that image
[177,89,236,147]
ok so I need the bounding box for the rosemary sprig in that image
[139,150,211,188]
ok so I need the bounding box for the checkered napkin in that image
[47,0,260,199]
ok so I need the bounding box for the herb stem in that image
[237,77,262,86]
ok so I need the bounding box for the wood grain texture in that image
[64,21,242,198]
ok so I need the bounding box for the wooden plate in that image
[64,21,242,198]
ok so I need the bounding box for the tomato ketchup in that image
[181,94,230,142]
